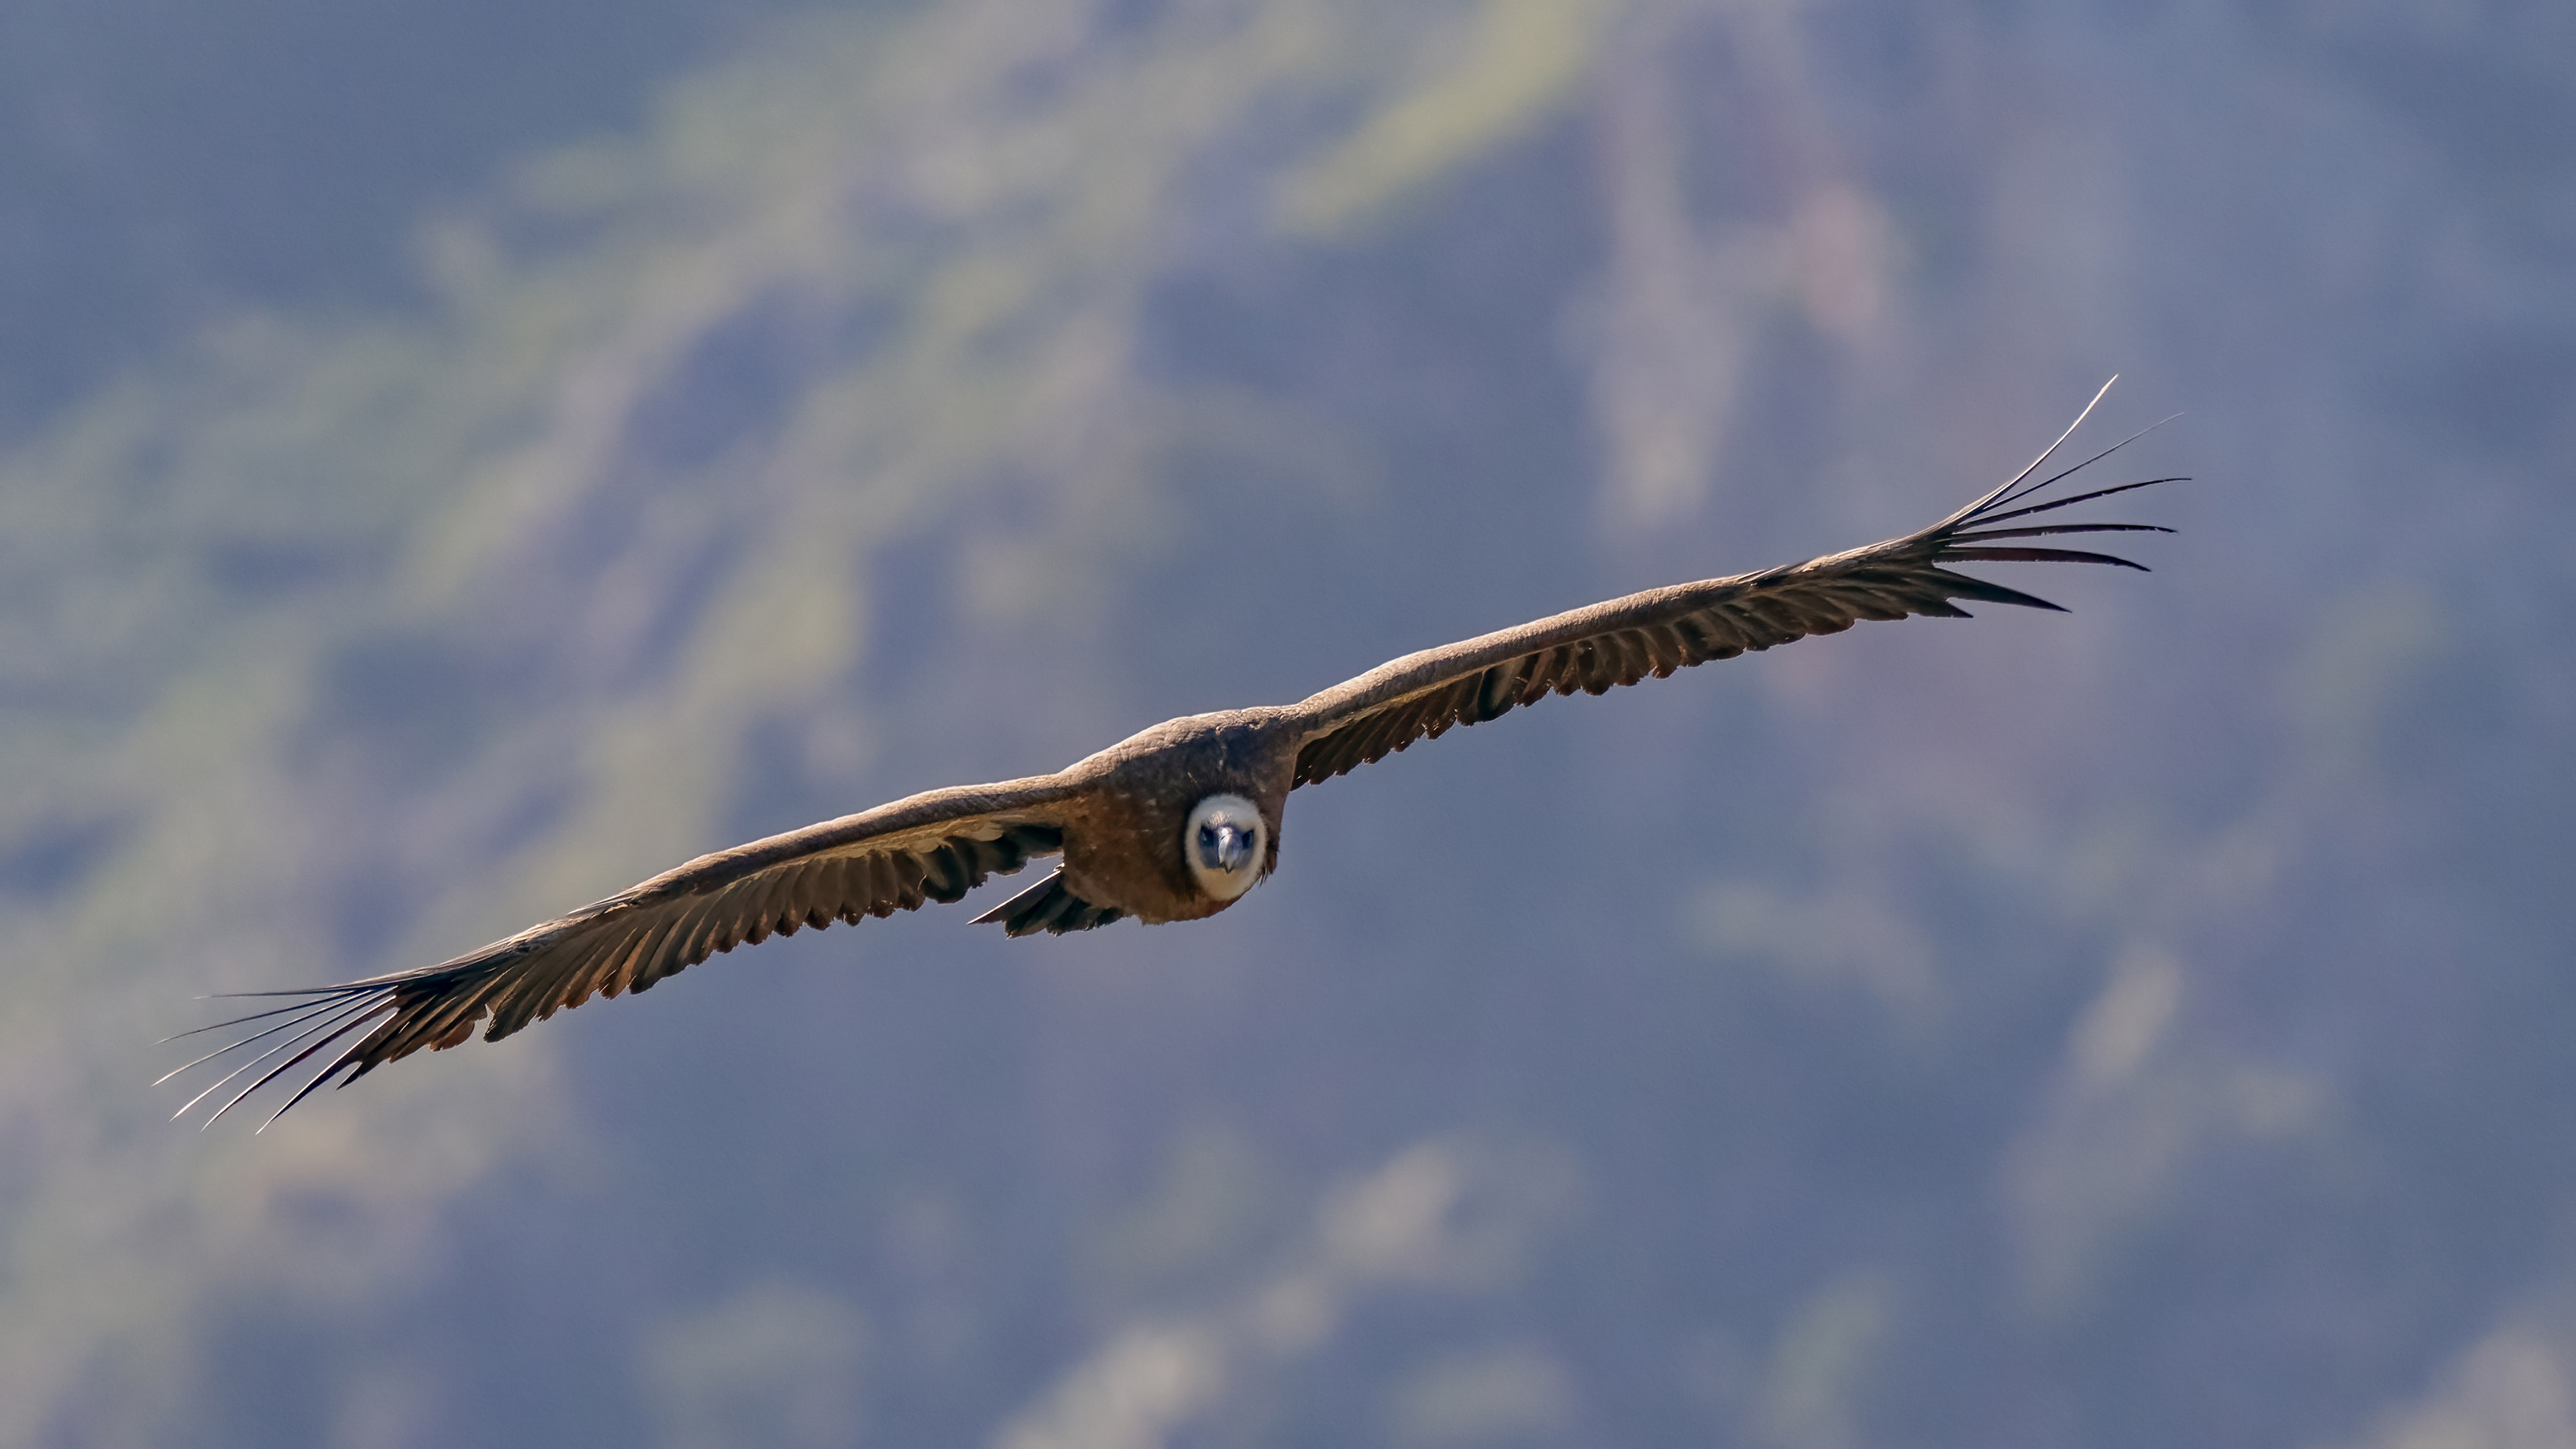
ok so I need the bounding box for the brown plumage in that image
[169,382,2178,1126]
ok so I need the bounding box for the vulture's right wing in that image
[168,775,1086,1126]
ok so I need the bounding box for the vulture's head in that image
[1183,793,1267,904]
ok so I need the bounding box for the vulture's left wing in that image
[1282,383,2177,787]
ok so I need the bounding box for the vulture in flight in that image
[171,382,2177,1126]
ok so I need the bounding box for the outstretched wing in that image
[1284,381,2178,787]
[168,775,1084,1126]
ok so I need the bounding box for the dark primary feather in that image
[1284,384,2178,786]
[168,785,1073,1128]
[970,867,1127,937]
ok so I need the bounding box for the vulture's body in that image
[172,384,2179,1125]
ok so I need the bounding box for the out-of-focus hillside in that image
[2,1,2570,1444]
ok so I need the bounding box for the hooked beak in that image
[1198,820,1256,875]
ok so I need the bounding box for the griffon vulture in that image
[171,382,2177,1126]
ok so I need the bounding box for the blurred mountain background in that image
[2,0,2569,1444]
